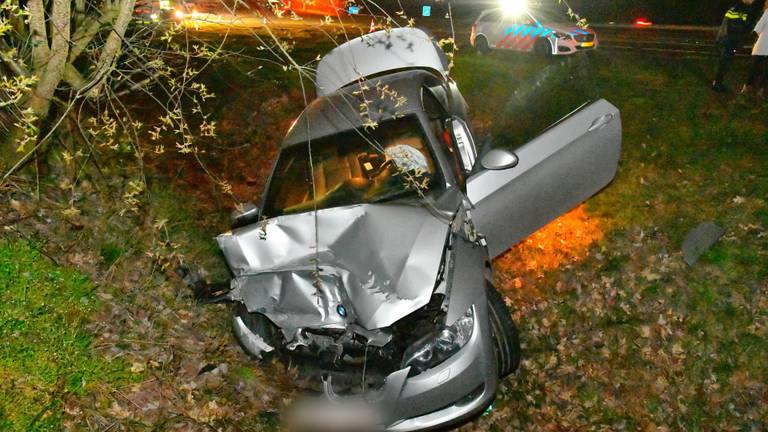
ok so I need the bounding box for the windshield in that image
[263,115,443,217]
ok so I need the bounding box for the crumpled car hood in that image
[217,204,450,331]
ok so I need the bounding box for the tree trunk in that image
[26,0,71,119]
[2,0,70,169]
[26,0,49,71]
[2,0,136,171]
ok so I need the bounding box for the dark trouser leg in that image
[714,41,737,85]
[756,56,768,90]
[746,56,767,87]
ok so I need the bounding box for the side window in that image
[439,123,466,185]
[481,10,502,23]
[422,86,466,184]
[422,86,447,120]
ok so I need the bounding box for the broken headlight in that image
[401,307,474,375]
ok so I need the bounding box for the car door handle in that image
[587,113,614,132]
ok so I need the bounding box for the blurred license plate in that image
[581,42,594,47]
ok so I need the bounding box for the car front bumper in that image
[295,302,499,432]
[555,36,598,55]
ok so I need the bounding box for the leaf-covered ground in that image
[1,46,766,431]
[454,52,768,430]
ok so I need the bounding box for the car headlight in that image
[401,307,474,375]
[554,31,572,40]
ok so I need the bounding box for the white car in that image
[470,8,598,56]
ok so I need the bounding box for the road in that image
[177,13,751,57]
[592,24,754,57]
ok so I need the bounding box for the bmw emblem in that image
[336,304,347,317]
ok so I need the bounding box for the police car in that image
[470,8,598,56]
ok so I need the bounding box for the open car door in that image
[466,99,621,257]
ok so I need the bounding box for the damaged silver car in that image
[213,28,621,431]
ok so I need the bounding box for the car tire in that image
[232,303,282,360]
[476,36,491,54]
[486,283,521,377]
[534,38,553,57]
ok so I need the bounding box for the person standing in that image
[712,0,755,93]
[743,2,768,96]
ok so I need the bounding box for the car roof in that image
[282,69,443,148]
[315,28,449,97]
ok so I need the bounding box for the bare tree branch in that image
[87,0,137,96]
[62,4,123,90]
[0,41,29,77]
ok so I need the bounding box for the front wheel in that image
[486,284,521,377]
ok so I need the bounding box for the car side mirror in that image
[230,202,261,229]
[480,149,519,170]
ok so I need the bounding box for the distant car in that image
[133,0,171,24]
[471,8,598,56]
[214,28,621,431]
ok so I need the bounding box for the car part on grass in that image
[177,265,231,303]
[213,27,622,431]
[682,221,726,266]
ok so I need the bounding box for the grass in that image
[0,239,134,431]
[451,50,768,430]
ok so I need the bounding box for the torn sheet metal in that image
[217,204,449,330]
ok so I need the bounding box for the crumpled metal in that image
[217,203,449,332]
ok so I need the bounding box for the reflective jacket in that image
[717,3,752,43]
